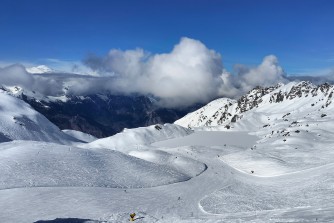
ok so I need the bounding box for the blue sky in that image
[0,0,334,75]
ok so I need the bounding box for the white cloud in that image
[84,37,224,107]
[0,64,64,96]
[0,64,34,88]
[1,38,290,108]
[235,55,287,91]
[40,59,99,76]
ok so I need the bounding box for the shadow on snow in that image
[34,218,97,223]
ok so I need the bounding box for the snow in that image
[3,84,70,103]
[0,130,256,223]
[83,124,193,153]
[0,141,206,190]
[199,162,334,221]
[62,129,98,143]
[175,98,237,127]
[152,131,257,147]
[174,82,334,177]
[129,149,207,178]
[1,81,334,222]
[1,126,334,222]
[222,92,334,176]
[0,90,79,144]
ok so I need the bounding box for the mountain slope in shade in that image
[0,90,80,144]
[3,85,198,138]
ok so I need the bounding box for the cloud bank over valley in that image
[1,38,291,107]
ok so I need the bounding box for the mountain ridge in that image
[175,81,334,129]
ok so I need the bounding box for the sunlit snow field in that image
[0,130,258,223]
[1,127,334,222]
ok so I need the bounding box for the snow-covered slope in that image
[199,161,334,218]
[78,124,208,181]
[62,129,98,143]
[176,81,334,176]
[175,98,237,127]
[176,81,333,129]
[175,84,282,128]
[83,124,193,153]
[0,141,205,189]
[0,90,79,144]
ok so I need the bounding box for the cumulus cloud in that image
[84,41,287,107]
[218,55,288,98]
[237,55,286,88]
[233,55,287,93]
[1,38,289,108]
[84,37,224,107]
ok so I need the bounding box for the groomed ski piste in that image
[1,82,334,222]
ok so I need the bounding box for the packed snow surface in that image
[83,123,193,153]
[0,141,206,189]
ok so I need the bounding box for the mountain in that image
[176,81,334,177]
[2,86,199,138]
[176,81,334,130]
[0,89,80,144]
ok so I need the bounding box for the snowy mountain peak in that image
[26,65,54,74]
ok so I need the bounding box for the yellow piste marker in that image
[130,213,136,221]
